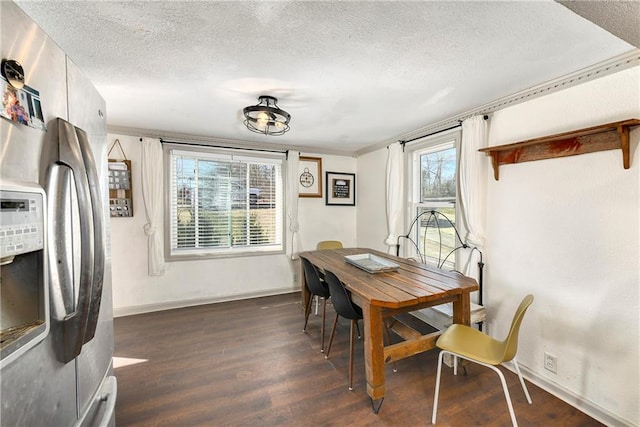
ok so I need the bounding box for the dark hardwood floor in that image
[114,293,602,426]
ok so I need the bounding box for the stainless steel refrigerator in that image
[1,2,117,425]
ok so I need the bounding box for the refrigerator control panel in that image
[0,188,44,258]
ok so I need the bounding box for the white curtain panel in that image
[385,142,404,254]
[286,151,301,259]
[141,137,165,276]
[459,115,488,274]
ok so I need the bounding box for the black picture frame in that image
[325,171,355,206]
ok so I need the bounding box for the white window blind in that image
[168,147,284,258]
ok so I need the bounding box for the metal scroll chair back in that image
[323,269,363,391]
[301,257,331,353]
[316,240,343,250]
[400,210,486,331]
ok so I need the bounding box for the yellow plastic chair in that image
[316,240,343,250]
[432,294,534,427]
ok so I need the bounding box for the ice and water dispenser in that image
[0,184,49,367]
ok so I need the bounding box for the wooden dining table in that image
[299,247,479,413]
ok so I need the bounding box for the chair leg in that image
[320,297,327,353]
[513,358,532,404]
[349,319,355,390]
[453,355,458,376]
[325,313,339,359]
[434,353,521,427]
[304,294,328,353]
[302,292,314,332]
[490,364,518,427]
[432,351,446,424]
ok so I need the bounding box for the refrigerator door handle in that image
[48,118,96,363]
[75,126,105,344]
[47,164,77,321]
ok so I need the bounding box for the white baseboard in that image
[113,287,300,318]
[504,362,635,427]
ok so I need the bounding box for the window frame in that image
[404,129,464,267]
[163,143,286,261]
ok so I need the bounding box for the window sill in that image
[167,247,285,262]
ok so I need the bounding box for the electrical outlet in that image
[293,272,298,283]
[544,352,557,373]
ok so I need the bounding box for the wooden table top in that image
[299,248,478,309]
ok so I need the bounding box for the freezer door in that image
[1,3,114,426]
[0,330,77,426]
[0,3,78,425]
[0,2,67,184]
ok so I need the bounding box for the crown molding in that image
[356,49,640,157]
[107,125,357,158]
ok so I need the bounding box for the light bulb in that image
[257,111,269,125]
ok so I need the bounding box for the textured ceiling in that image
[558,0,640,48]
[14,1,636,154]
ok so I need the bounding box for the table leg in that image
[300,262,310,317]
[452,292,471,326]
[359,300,386,405]
[370,397,385,414]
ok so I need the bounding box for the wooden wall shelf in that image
[479,119,640,180]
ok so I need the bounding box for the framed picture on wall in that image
[325,171,355,206]
[298,156,322,198]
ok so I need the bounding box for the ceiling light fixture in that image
[243,95,291,136]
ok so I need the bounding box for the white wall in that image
[108,135,356,315]
[297,154,358,251]
[485,66,639,426]
[355,66,639,426]
[356,148,388,252]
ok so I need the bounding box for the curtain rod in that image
[399,115,488,147]
[156,138,289,158]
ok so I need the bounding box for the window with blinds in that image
[167,147,284,259]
